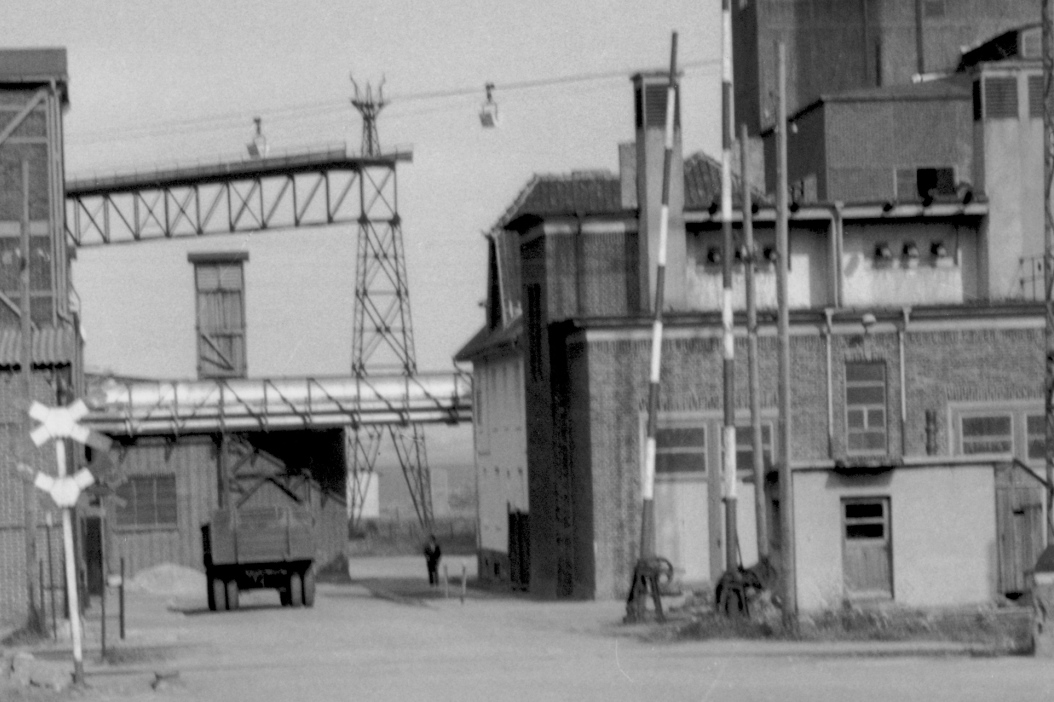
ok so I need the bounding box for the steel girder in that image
[64,147,412,246]
[350,161,433,532]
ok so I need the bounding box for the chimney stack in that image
[632,72,686,311]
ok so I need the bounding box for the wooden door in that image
[995,464,1045,596]
[842,497,892,598]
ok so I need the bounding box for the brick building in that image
[458,34,1051,610]
[0,49,75,627]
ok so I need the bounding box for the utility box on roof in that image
[202,506,316,612]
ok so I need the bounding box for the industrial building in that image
[0,48,75,627]
[0,50,470,628]
[458,25,1050,609]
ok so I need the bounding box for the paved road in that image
[47,557,1054,701]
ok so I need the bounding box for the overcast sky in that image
[12,1,722,471]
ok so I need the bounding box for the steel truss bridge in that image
[66,145,461,531]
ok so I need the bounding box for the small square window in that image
[656,420,705,475]
[735,424,773,473]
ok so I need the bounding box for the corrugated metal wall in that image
[111,438,216,577]
[112,432,347,578]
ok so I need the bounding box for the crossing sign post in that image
[22,399,112,686]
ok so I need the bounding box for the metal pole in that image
[100,511,107,660]
[640,32,679,561]
[1043,0,1054,542]
[720,0,739,575]
[46,514,56,640]
[56,440,85,684]
[741,125,768,563]
[20,159,43,634]
[776,42,797,623]
[119,557,125,640]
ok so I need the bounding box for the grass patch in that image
[677,601,1034,654]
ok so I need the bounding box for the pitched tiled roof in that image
[0,325,77,368]
[493,153,763,230]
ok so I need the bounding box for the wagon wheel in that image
[302,568,316,608]
[209,577,225,612]
[289,572,303,608]
[226,579,240,611]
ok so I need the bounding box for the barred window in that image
[656,420,705,475]
[846,362,886,454]
[961,415,1012,455]
[115,475,178,528]
[735,424,773,474]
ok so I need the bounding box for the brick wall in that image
[0,367,67,626]
[577,314,1043,599]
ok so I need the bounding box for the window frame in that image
[845,361,888,456]
[960,413,1014,455]
[189,251,248,379]
[735,422,774,476]
[842,496,890,544]
[114,474,179,531]
[654,417,707,478]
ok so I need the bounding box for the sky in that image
[10,1,723,472]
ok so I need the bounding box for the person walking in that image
[424,534,442,587]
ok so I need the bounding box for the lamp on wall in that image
[874,242,893,260]
[902,242,919,259]
[707,246,722,265]
[931,241,949,259]
[763,246,778,264]
[861,312,877,334]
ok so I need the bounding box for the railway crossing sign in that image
[22,399,113,685]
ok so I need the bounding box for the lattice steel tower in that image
[348,77,433,531]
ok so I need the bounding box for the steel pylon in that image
[348,93,433,532]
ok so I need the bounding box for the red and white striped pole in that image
[720,0,739,574]
[640,32,679,559]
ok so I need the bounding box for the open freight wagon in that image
[203,506,317,610]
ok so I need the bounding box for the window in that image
[844,499,888,540]
[115,475,178,528]
[1027,415,1046,461]
[735,424,773,474]
[655,420,705,475]
[846,362,887,454]
[1029,75,1044,119]
[190,253,247,378]
[984,77,1019,120]
[961,415,1012,454]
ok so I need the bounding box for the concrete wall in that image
[841,220,979,306]
[977,67,1045,301]
[473,353,528,556]
[794,464,997,612]
[687,223,830,310]
[72,226,356,379]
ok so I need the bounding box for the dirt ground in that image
[5,556,1054,702]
